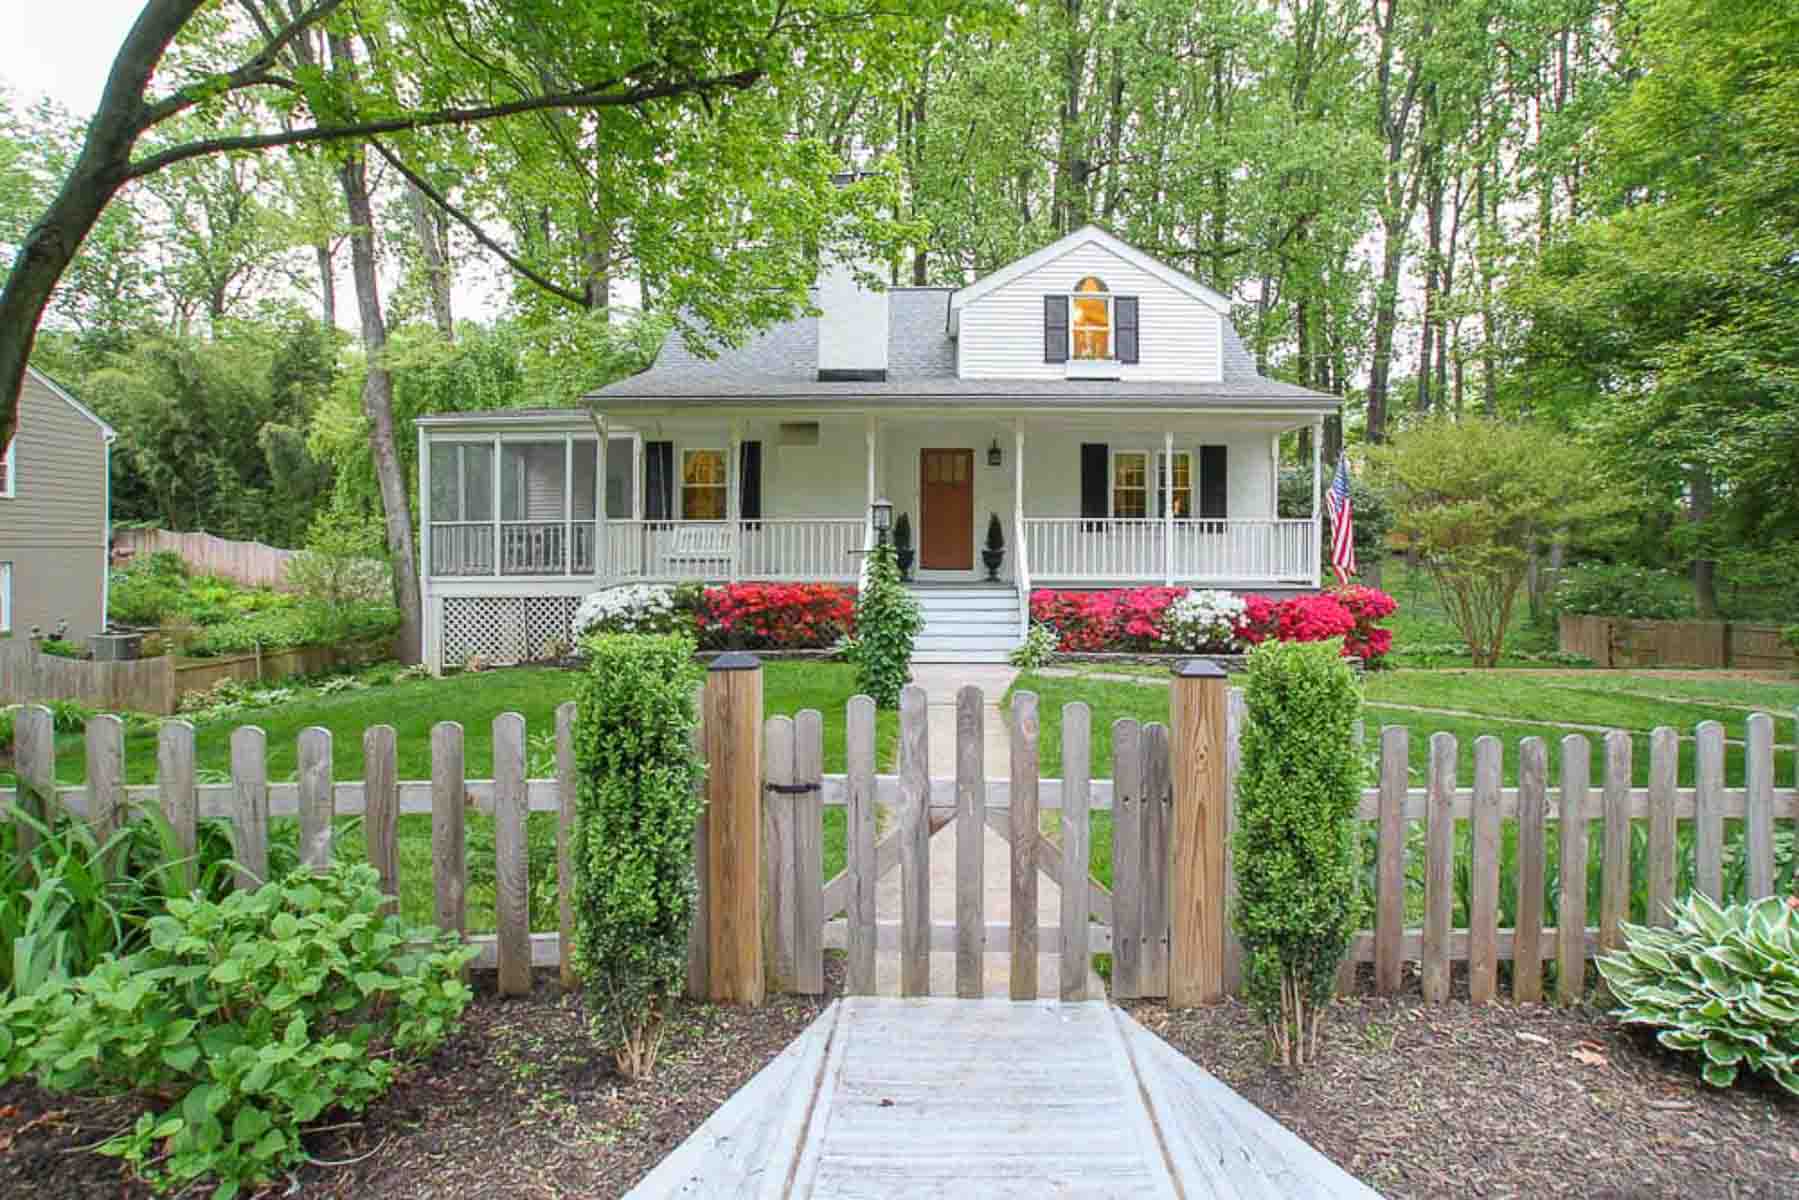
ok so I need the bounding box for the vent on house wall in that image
[779,421,822,447]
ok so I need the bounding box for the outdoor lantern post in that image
[872,497,894,545]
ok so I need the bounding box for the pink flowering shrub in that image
[1032,584,1398,665]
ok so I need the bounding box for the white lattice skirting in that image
[440,596,580,669]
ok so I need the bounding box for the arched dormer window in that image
[1071,276,1111,360]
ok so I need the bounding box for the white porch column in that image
[491,435,502,577]
[593,412,608,581]
[1163,429,1175,586]
[727,419,743,583]
[1311,415,1325,589]
[1014,420,1027,630]
[865,414,878,520]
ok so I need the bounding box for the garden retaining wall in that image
[1559,614,1794,671]
[0,637,396,715]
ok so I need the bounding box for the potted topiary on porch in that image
[982,512,1006,581]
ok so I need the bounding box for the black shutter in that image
[739,440,762,524]
[644,440,673,521]
[1199,444,1228,520]
[1115,296,1139,364]
[1080,443,1108,528]
[1044,295,1070,363]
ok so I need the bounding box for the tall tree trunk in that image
[407,181,454,338]
[315,241,337,328]
[333,34,423,664]
[1367,231,1404,442]
[1688,464,1719,619]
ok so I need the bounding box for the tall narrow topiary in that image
[1232,638,1364,1066]
[571,633,705,1079]
[851,539,922,708]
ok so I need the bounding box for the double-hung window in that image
[0,561,11,634]
[1112,450,1149,518]
[1071,276,1112,360]
[1111,449,1193,518]
[1161,451,1193,517]
[0,433,14,498]
[681,449,727,520]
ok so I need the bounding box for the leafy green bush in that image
[285,509,392,613]
[1232,639,1364,1066]
[571,634,705,1079]
[1782,625,1798,653]
[848,540,921,708]
[1009,624,1059,669]
[0,864,473,1197]
[1598,894,1798,1095]
[37,637,87,659]
[1553,563,1692,620]
[181,601,400,658]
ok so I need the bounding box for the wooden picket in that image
[4,689,1794,1009]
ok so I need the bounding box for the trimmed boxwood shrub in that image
[570,633,705,1079]
[1232,638,1364,1066]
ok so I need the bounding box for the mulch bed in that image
[1127,979,1799,1199]
[0,959,841,1199]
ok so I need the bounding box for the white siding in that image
[1017,428,1274,521]
[957,242,1223,383]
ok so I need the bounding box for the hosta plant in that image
[1597,893,1799,1095]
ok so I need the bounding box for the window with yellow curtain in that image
[1112,450,1148,518]
[682,448,727,519]
[1160,451,1193,517]
[1071,275,1111,360]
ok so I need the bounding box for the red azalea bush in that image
[1029,587,1183,651]
[696,583,856,650]
[1032,584,1397,665]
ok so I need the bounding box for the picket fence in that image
[3,685,1795,1005]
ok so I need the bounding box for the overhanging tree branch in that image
[123,68,767,179]
[367,137,589,308]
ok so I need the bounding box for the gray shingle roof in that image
[588,286,1337,409]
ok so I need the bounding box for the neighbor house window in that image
[1112,450,1149,518]
[0,434,13,498]
[1160,451,1193,517]
[1072,276,1111,360]
[682,448,727,520]
[0,562,11,634]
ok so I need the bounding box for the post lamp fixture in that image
[871,496,894,544]
[988,438,1003,467]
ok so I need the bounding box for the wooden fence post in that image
[158,721,198,893]
[1745,713,1775,898]
[494,713,531,996]
[1374,726,1408,995]
[763,714,797,993]
[845,695,878,996]
[1646,727,1679,926]
[1141,722,1172,999]
[364,725,400,914]
[1599,731,1633,953]
[297,727,334,871]
[1558,735,1591,1005]
[1694,721,1725,901]
[13,706,54,858]
[1009,689,1041,1001]
[1514,736,1549,1003]
[955,685,986,999]
[1223,688,1245,996]
[686,683,709,999]
[793,709,824,996]
[1422,732,1456,1004]
[86,715,126,876]
[898,683,930,998]
[1468,735,1502,1004]
[556,701,579,990]
[431,722,467,941]
[705,653,764,1006]
[229,726,269,890]
[1060,701,1091,1002]
[1170,659,1227,1006]
[1111,718,1143,1001]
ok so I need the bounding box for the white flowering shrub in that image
[574,585,686,637]
[1162,589,1247,652]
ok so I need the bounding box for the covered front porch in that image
[416,406,1328,592]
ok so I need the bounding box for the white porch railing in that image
[1022,518,1317,585]
[599,519,864,583]
[430,521,596,576]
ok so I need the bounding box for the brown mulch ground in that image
[0,959,840,1200]
[1128,981,1799,1200]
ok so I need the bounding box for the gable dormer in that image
[948,226,1229,384]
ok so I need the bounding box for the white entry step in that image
[909,584,1021,664]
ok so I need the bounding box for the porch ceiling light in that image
[871,497,894,537]
[988,438,1003,467]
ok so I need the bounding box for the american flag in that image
[1325,456,1357,586]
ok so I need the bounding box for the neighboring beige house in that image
[0,367,116,641]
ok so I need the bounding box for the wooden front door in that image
[919,449,975,570]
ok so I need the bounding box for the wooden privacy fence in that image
[116,528,307,591]
[1560,612,1797,671]
[4,669,1795,1007]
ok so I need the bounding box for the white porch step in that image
[908,585,1021,664]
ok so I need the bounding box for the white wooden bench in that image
[667,523,733,574]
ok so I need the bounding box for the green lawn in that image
[5,661,895,934]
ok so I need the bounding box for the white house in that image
[417,225,1339,668]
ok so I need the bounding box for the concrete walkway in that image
[871,664,1101,998]
[627,997,1382,1199]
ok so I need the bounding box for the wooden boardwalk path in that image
[627,998,1381,1199]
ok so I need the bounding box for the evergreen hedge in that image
[1232,638,1364,1065]
[570,633,705,1078]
